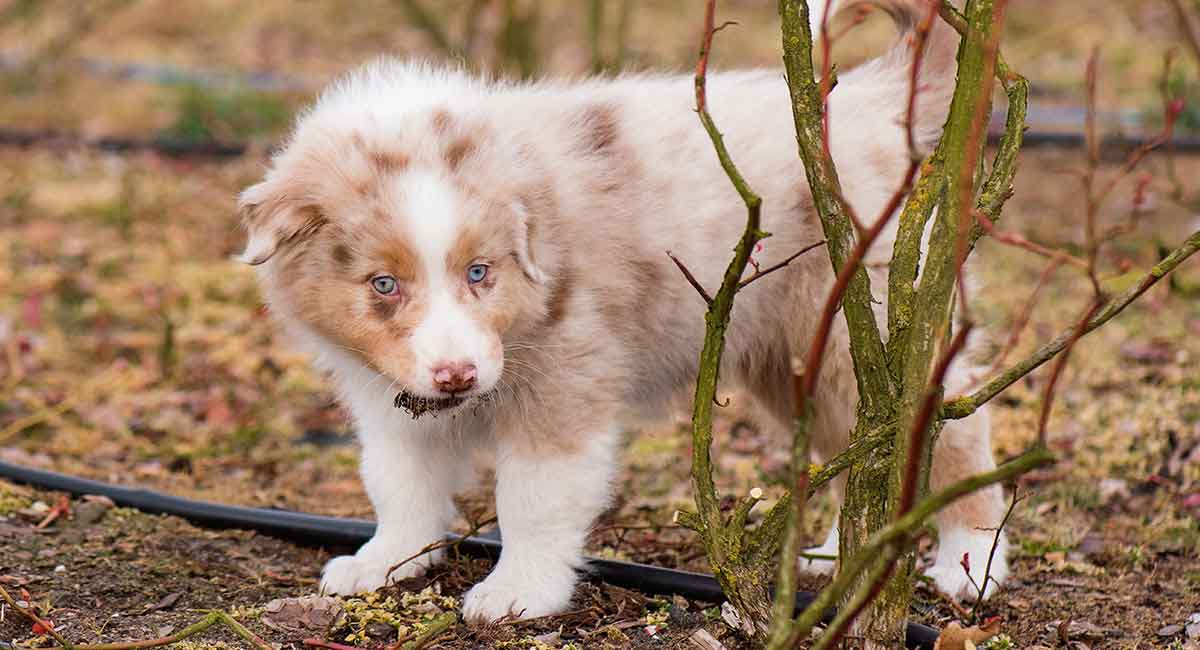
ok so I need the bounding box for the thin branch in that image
[394,612,457,650]
[0,587,272,650]
[979,253,1067,378]
[1035,300,1102,445]
[972,210,1088,268]
[810,545,902,650]
[777,445,1055,647]
[737,240,827,290]
[667,251,714,304]
[969,489,1023,619]
[942,228,1200,419]
[0,584,75,649]
[386,515,498,582]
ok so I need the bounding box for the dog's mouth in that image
[393,390,470,418]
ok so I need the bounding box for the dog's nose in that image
[432,361,477,394]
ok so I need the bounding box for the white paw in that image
[320,547,438,596]
[461,565,575,623]
[798,526,839,576]
[798,547,838,575]
[926,529,1009,601]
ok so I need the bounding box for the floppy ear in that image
[237,179,324,265]
[510,200,546,284]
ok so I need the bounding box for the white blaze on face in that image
[400,171,501,397]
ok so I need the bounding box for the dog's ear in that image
[510,199,546,284]
[237,179,324,265]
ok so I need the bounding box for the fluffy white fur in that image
[240,0,1009,622]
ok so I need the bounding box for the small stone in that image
[53,565,65,573]
[1187,623,1200,640]
[533,630,561,645]
[1189,613,1200,624]
[1159,624,1184,637]
[72,501,111,526]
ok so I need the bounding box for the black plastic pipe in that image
[0,460,939,648]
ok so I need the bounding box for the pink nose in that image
[431,361,477,394]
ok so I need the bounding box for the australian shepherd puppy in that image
[239,0,1008,622]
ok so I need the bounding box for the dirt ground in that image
[3,1,1200,649]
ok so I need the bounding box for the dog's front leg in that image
[462,431,618,622]
[321,427,467,595]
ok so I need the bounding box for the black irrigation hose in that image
[0,459,939,648]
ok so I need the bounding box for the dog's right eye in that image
[370,275,399,295]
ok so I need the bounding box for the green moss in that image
[0,481,33,516]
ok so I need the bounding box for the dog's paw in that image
[798,548,837,575]
[926,528,1009,601]
[461,564,575,623]
[798,530,839,576]
[320,549,431,596]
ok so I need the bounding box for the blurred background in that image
[1,1,1199,646]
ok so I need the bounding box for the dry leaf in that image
[934,618,1002,650]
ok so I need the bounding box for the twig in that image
[35,494,71,530]
[666,251,714,304]
[980,253,1067,378]
[969,489,1023,620]
[942,228,1200,419]
[1035,300,1102,445]
[736,240,826,289]
[972,211,1088,269]
[0,587,270,650]
[810,545,902,650]
[385,515,498,582]
[777,445,1054,647]
[393,612,456,650]
[0,584,75,649]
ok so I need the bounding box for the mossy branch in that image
[775,445,1054,647]
[0,585,271,650]
[778,0,897,418]
[942,228,1200,419]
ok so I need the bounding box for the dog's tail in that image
[813,0,960,154]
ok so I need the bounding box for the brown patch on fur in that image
[576,103,620,155]
[331,243,354,269]
[445,136,476,171]
[370,207,391,224]
[372,234,421,284]
[369,150,410,174]
[431,109,454,134]
[544,269,574,327]
[354,178,376,197]
[369,293,403,320]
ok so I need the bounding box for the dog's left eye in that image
[466,263,489,284]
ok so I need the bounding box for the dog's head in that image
[239,63,552,412]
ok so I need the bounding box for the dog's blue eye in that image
[467,264,489,284]
[371,275,398,295]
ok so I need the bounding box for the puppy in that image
[239,0,1008,622]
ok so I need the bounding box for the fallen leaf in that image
[261,595,344,632]
[934,618,1002,650]
[144,591,183,612]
